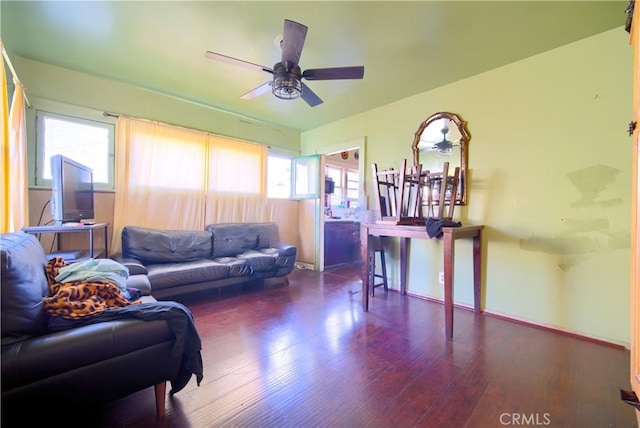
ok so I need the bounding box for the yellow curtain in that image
[111,117,208,253]
[203,137,299,245]
[205,135,267,224]
[208,135,266,196]
[1,41,9,232]
[1,41,28,233]
[111,116,281,255]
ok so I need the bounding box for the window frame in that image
[32,107,116,191]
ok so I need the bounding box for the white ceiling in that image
[1,1,628,132]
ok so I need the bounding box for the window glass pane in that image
[327,167,341,184]
[37,111,114,190]
[291,155,319,199]
[267,155,291,198]
[346,170,359,188]
[347,189,360,199]
[332,188,345,203]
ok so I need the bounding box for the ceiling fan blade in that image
[302,66,364,81]
[205,51,273,74]
[281,19,307,68]
[301,82,323,107]
[240,81,272,100]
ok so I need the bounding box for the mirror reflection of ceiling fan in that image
[419,119,461,155]
[204,19,365,107]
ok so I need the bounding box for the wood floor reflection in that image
[35,263,640,427]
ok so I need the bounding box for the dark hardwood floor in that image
[36,263,640,427]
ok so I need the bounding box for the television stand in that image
[22,222,109,260]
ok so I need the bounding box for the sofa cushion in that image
[206,223,256,257]
[122,226,213,263]
[212,257,253,277]
[237,250,277,272]
[1,233,50,344]
[145,259,234,291]
[1,317,174,390]
[248,223,281,249]
[206,222,283,256]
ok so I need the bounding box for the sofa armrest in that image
[111,253,148,276]
[276,244,297,258]
[126,274,152,295]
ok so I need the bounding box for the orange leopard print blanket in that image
[44,257,138,319]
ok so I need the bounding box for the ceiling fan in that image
[204,19,365,107]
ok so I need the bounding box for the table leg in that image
[400,237,408,295]
[443,232,455,340]
[473,229,482,313]
[360,224,370,312]
[89,229,94,258]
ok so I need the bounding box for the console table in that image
[22,222,109,260]
[360,223,484,340]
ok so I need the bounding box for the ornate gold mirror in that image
[411,112,469,205]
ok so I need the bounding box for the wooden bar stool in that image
[369,237,388,296]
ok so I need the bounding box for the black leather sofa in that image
[114,222,297,299]
[1,232,203,423]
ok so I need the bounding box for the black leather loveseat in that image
[1,232,203,424]
[114,222,297,299]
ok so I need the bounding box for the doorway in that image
[317,137,366,271]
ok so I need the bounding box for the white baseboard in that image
[399,289,630,350]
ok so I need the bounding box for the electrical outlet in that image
[438,272,445,284]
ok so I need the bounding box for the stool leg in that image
[369,250,376,297]
[380,250,388,292]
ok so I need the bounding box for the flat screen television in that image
[50,155,95,225]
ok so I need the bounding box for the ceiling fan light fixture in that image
[272,62,302,100]
[437,147,453,156]
[272,75,302,100]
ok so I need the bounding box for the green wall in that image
[8,24,633,346]
[12,56,300,153]
[302,28,633,346]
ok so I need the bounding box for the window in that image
[326,165,359,208]
[267,154,292,199]
[267,154,324,199]
[346,170,360,203]
[291,154,320,199]
[36,111,115,191]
